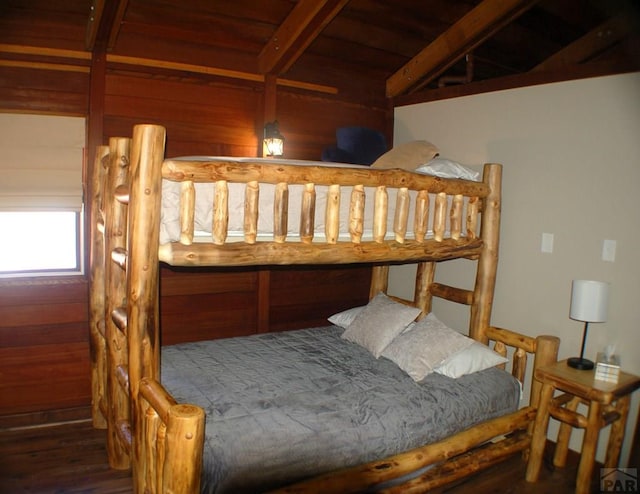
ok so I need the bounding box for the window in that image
[0,114,85,278]
[0,211,81,276]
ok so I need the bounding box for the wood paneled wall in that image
[0,278,91,417]
[159,267,260,345]
[100,69,390,160]
[0,60,387,423]
[0,67,89,116]
[269,265,372,332]
[103,71,263,157]
[160,264,372,344]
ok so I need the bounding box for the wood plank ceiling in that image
[1,0,639,104]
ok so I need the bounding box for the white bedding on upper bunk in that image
[160,157,466,245]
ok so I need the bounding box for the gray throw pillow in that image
[382,313,474,381]
[341,292,421,358]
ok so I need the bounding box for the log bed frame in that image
[88,124,559,493]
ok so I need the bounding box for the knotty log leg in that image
[605,395,631,468]
[414,261,434,314]
[553,395,581,468]
[163,404,205,494]
[526,335,560,444]
[370,265,389,298]
[525,382,554,482]
[575,400,601,494]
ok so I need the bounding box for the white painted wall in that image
[389,73,640,466]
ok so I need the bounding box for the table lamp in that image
[568,279,609,370]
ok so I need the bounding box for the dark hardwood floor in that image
[0,420,131,494]
[0,420,599,493]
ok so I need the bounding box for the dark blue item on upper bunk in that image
[322,126,387,165]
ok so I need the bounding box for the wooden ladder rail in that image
[408,165,499,339]
[104,136,133,469]
[408,164,501,337]
[89,145,110,429]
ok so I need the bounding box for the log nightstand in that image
[525,359,640,494]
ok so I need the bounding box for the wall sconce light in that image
[568,279,610,370]
[263,121,284,157]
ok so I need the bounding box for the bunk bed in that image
[88,124,560,493]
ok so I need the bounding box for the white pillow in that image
[381,313,474,381]
[328,305,365,328]
[415,158,480,181]
[435,341,508,378]
[341,293,421,358]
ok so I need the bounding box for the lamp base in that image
[567,357,594,370]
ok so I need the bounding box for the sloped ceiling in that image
[2,0,639,103]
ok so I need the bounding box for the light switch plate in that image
[541,233,554,253]
[602,239,616,262]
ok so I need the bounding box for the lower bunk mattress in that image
[161,326,521,493]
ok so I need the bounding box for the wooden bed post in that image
[370,265,389,298]
[469,163,502,342]
[127,124,166,493]
[89,144,110,429]
[529,335,561,410]
[414,261,435,314]
[163,404,206,493]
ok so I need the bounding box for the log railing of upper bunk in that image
[157,158,495,268]
[105,137,134,470]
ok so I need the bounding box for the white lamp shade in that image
[570,280,609,323]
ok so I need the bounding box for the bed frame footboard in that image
[271,330,559,493]
[123,329,557,494]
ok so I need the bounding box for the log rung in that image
[111,248,127,270]
[549,404,588,428]
[116,364,130,394]
[111,307,127,333]
[487,326,537,354]
[114,184,129,205]
[116,419,132,454]
[551,393,575,408]
[98,398,108,427]
[97,318,106,338]
[140,377,177,420]
[602,410,621,427]
[430,282,473,305]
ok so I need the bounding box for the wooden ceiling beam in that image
[386,0,539,98]
[85,0,129,51]
[258,0,349,75]
[532,12,637,72]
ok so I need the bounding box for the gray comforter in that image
[161,326,520,493]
